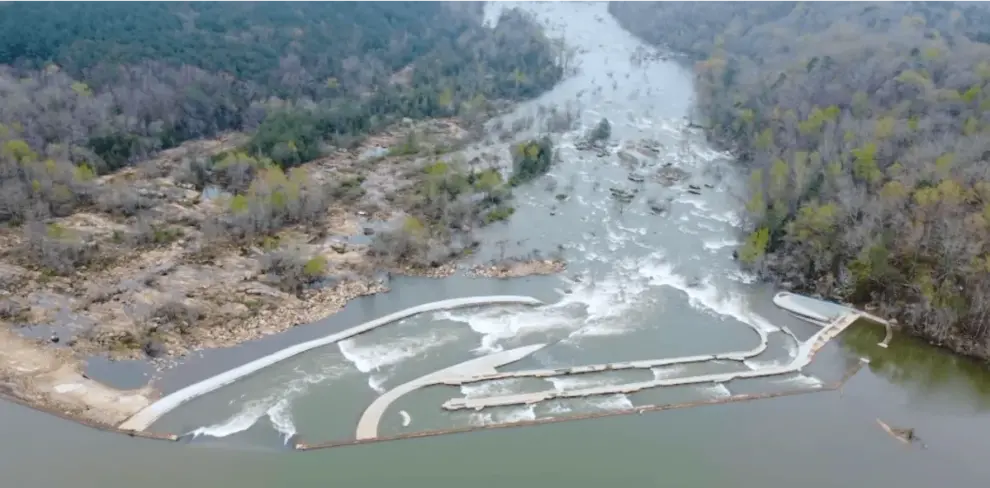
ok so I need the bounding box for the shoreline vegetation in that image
[610,1,990,361]
[0,3,570,425]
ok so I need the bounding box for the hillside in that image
[610,1,990,359]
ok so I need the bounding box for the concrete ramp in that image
[356,343,546,440]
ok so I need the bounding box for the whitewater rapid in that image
[176,2,797,443]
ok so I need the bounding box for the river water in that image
[5,3,990,487]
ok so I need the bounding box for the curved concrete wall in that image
[356,343,547,439]
[119,295,543,432]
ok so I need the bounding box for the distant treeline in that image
[0,1,564,222]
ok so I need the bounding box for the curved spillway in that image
[119,295,544,432]
[355,344,547,440]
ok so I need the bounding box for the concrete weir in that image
[352,299,772,438]
[440,308,886,412]
[118,295,543,433]
[442,313,771,386]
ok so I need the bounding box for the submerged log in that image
[876,419,915,445]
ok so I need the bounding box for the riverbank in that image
[607,1,990,363]
[0,109,571,427]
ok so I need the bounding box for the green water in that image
[6,336,990,488]
[5,3,990,486]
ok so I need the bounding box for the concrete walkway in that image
[355,344,546,440]
[119,295,543,432]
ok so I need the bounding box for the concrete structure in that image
[772,291,844,326]
[352,300,773,437]
[441,309,887,412]
[355,344,546,439]
[443,314,771,385]
[774,292,893,349]
[119,295,543,432]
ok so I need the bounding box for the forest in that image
[0,1,562,222]
[610,1,990,358]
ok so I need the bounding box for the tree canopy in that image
[611,1,990,356]
[0,1,563,221]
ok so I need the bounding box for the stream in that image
[5,3,990,487]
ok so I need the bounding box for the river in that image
[5,2,990,487]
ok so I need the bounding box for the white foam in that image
[468,405,537,426]
[547,374,630,391]
[696,383,731,399]
[771,374,824,388]
[265,398,296,443]
[338,329,459,373]
[545,401,573,414]
[651,364,687,380]
[190,401,270,439]
[460,379,529,399]
[677,198,709,213]
[436,305,575,354]
[368,374,389,394]
[189,362,349,442]
[784,337,799,359]
[744,358,788,370]
[640,258,778,335]
[703,237,740,251]
[585,393,634,410]
[441,268,648,351]
[727,269,758,284]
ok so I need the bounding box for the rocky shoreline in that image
[0,114,575,427]
[470,258,567,279]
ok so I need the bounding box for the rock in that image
[331,244,347,254]
[241,283,288,299]
[143,340,167,358]
[218,302,250,318]
[363,227,375,236]
[655,167,689,186]
[648,202,668,214]
[50,333,60,344]
[618,150,641,166]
